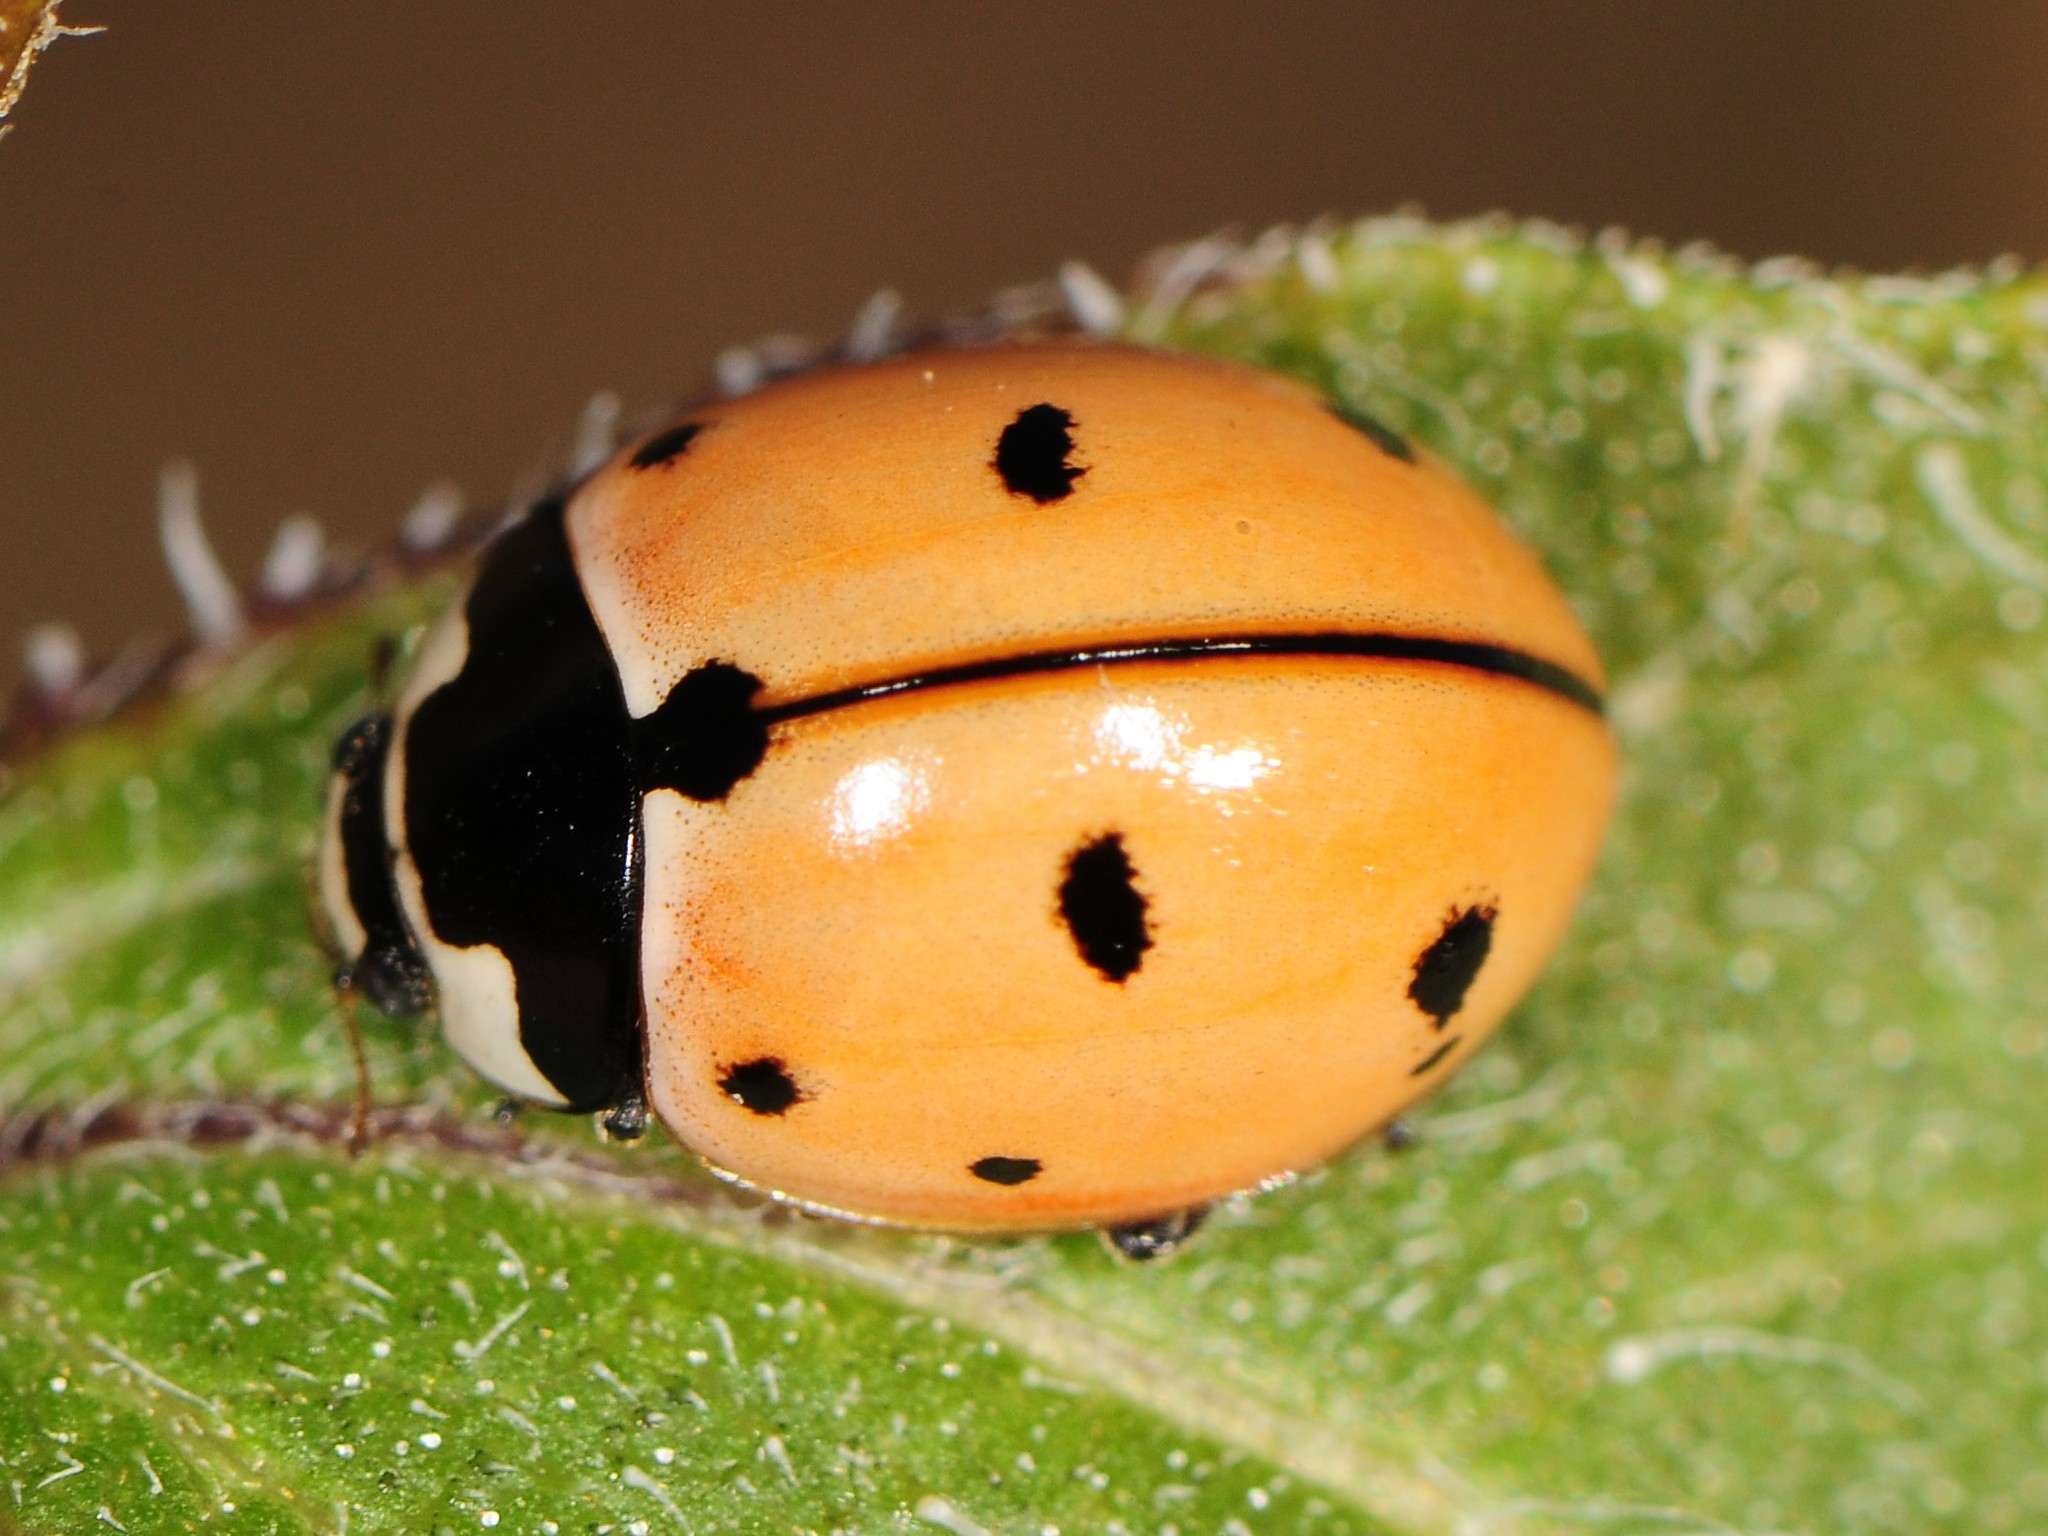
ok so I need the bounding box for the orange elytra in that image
[318,340,1615,1257]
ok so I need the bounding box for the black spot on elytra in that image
[993,403,1085,503]
[630,421,705,470]
[1408,904,1496,1028]
[720,1057,802,1116]
[1409,1035,1463,1078]
[1059,833,1152,983]
[1330,402,1415,463]
[633,662,771,801]
[970,1156,1042,1186]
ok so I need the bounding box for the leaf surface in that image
[5,221,2048,1533]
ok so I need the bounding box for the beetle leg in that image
[599,1088,649,1143]
[339,993,375,1157]
[1101,1205,1209,1263]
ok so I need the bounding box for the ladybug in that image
[317,341,1614,1257]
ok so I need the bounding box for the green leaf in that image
[7,219,2048,1533]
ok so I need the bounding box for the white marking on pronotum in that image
[622,1466,691,1531]
[915,1495,992,1536]
[157,460,247,650]
[846,288,903,362]
[1056,259,1124,337]
[257,514,325,602]
[1917,441,2048,592]
[22,622,85,701]
[88,1334,225,1419]
[567,391,623,480]
[1605,1325,1922,1412]
[399,481,463,553]
[453,1300,530,1362]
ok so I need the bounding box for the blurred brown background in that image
[5,1,2048,689]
